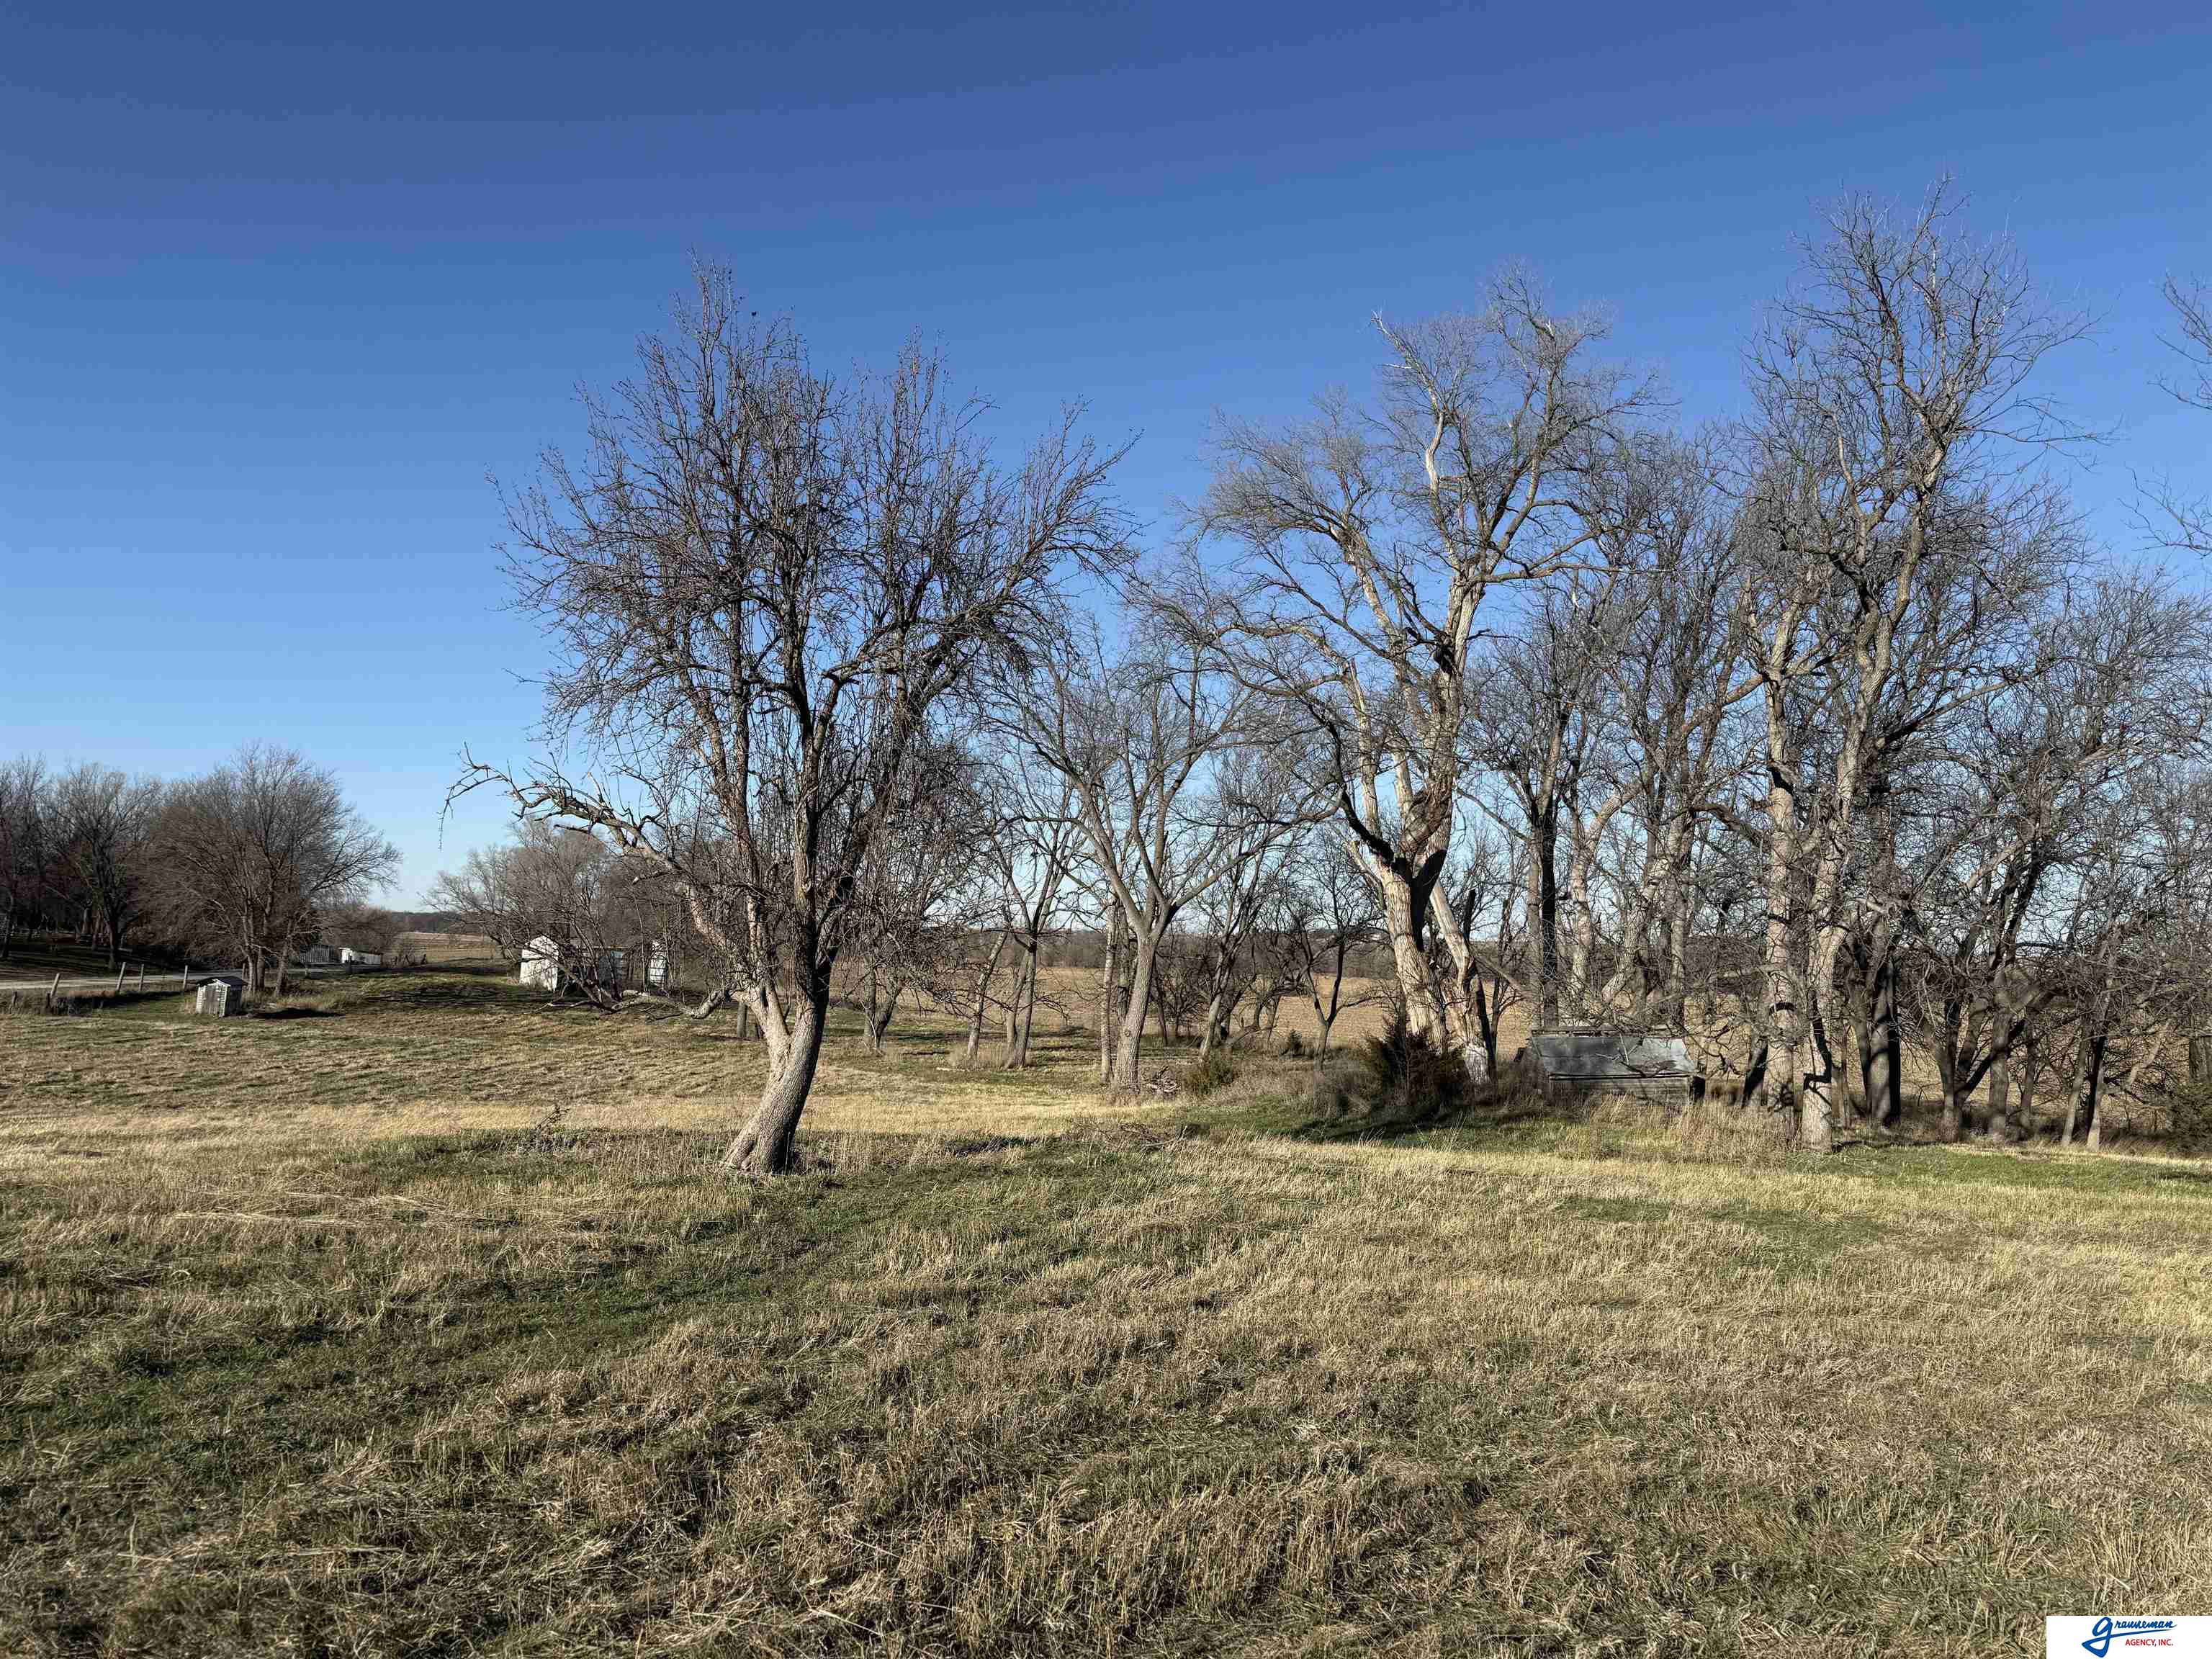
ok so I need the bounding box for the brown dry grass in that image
[390,930,502,965]
[4,971,2211,1655]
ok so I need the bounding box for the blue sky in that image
[4,2,2208,902]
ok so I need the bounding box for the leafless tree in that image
[429,822,635,1004]
[1190,274,1657,1074]
[1010,625,1260,1089]
[1187,742,1324,1057]
[968,751,1080,1069]
[2138,274,2212,557]
[321,902,400,956]
[1734,184,2092,1151]
[842,746,997,1056]
[1274,838,1386,1053]
[0,757,50,961]
[457,266,1128,1172]
[52,764,161,968]
[149,745,398,992]
[1428,825,1524,1075]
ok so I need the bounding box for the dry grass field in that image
[4,968,2211,1656]
[389,930,503,966]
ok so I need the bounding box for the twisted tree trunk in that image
[724,986,829,1174]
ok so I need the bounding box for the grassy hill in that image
[3,971,2207,1655]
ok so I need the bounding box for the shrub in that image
[1309,1051,1363,1119]
[1280,1030,1307,1060]
[1359,1007,1471,1121]
[1182,1049,1241,1098]
[2156,1080,2212,1151]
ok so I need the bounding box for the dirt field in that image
[5,970,2208,1655]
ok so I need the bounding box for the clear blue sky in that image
[4,2,2208,903]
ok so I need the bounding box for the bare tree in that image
[458,266,1127,1173]
[2139,274,2212,557]
[1012,626,1258,1089]
[1735,184,2091,1151]
[0,757,49,961]
[1187,742,1323,1057]
[429,822,634,1004]
[969,750,1080,1069]
[52,764,161,968]
[1191,274,1656,1074]
[842,746,997,1056]
[150,745,398,993]
[1429,825,1524,1075]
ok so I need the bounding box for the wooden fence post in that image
[48,972,61,1012]
[114,966,126,997]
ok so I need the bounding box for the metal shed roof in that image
[1529,1032,1694,1080]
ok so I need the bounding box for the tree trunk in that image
[1011,952,1039,1066]
[1002,943,1037,1068]
[1861,926,1902,1130]
[1371,858,1448,1043]
[723,986,828,1174]
[2083,1033,2108,1151]
[1197,983,1233,1059]
[1936,1014,1966,1143]
[962,930,1010,1068]
[1112,930,1161,1090]
[2016,1035,2041,1139]
[1985,1048,2015,1144]
[2061,1030,2093,1148]
[1755,780,1799,1136]
[864,987,897,1058]
[1098,903,1119,1083]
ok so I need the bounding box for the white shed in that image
[341,948,382,968]
[519,937,562,990]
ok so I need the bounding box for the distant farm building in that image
[1529,1032,1699,1105]
[519,938,626,992]
[299,944,337,968]
[340,948,382,967]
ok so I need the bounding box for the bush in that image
[2155,1080,2212,1151]
[1182,1049,1241,1098]
[1359,1007,1472,1122]
[1280,1030,1308,1060]
[1309,1051,1363,1119]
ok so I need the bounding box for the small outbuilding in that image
[299,944,337,967]
[518,938,625,992]
[340,948,382,968]
[519,937,562,990]
[194,976,246,1017]
[1529,1031,1699,1106]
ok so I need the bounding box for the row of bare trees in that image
[466,186,2212,1172]
[0,746,398,989]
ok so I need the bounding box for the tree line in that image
[0,745,399,991]
[459,182,2212,1173]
